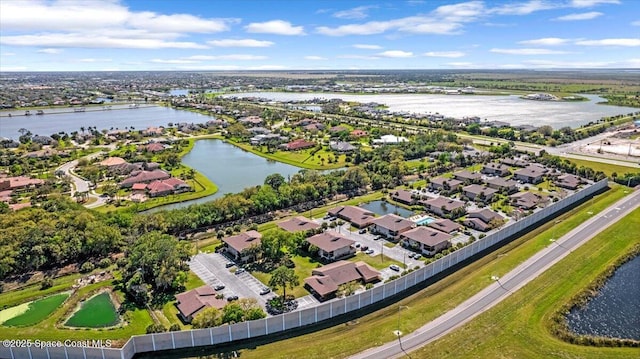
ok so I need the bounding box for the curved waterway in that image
[565,255,640,340]
[145,139,304,212]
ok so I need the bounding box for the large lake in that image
[225,92,638,129]
[0,106,211,140]
[566,255,640,340]
[146,139,304,212]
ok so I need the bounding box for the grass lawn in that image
[198,183,630,359]
[412,207,640,359]
[566,158,639,177]
[2,292,70,327]
[65,292,119,328]
[353,252,404,270]
[230,141,347,170]
[251,255,321,299]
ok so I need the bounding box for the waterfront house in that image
[119,170,170,188]
[329,141,357,153]
[370,214,414,239]
[391,189,416,205]
[281,139,316,151]
[423,197,466,218]
[327,206,376,228]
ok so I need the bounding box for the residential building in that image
[463,209,504,232]
[427,219,463,234]
[119,170,170,188]
[428,177,463,192]
[98,157,127,167]
[175,286,226,323]
[0,176,45,191]
[485,177,518,194]
[281,139,316,151]
[306,232,356,261]
[370,214,414,239]
[510,191,544,210]
[390,189,416,205]
[372,134,408,145]
[327,206,375,228]
[453,170,482,183]
[237,116,263,127]
[221,230,262,263]
[400,227,452,256]
[304,261,380,300]
[555,174,583,190]
[481,163,511,177]
[423,197,466,218]
[500,158,529,168]
[350,129,368,137]
[514,165,547,184]
[277,216,320,233]
[329,141,357,153]
[462,184,498,202]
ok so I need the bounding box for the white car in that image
[389,264,401,272]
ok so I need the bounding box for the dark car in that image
[358,228,367,234]
[227,295,239,301]
[214,284,225,291]
[235,268,246,275]
[225,262,235,268]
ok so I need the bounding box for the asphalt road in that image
[350,188,640,359]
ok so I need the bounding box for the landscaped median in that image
[175,183,631,359]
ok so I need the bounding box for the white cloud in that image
[1,33,208,49]
[304,56,327,60]
[153,54,267,63]
[333,6,377,20]
[353,44,383,50]
[377,50,413,58]
[317,1,484,36]
[37,48,62,54]
[570,0,619,8]
[523,59,613,68]
[151,58,200,64]
[631,20,640,26]
[424,51,466,58]
[555,11,602,20]
[575,38,640,46]
[78,58,112,62]
[208,39,274,47]
[337,54,380,60]
[245,20,305,35]
[518,37,571,46]
[490,48,570,55]
[247,65,287,70]
[490,0,557,15]
[446,62,475,67]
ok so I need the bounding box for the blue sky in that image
[0,0,638,71]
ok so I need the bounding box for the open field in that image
[65,292,119,328]
[567,157,639,177]
[412,207,640,359]
[229,141,348,170]
[159,184,629,358]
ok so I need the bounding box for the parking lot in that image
[189,253,276,308]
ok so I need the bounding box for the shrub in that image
[169,324,181,332]
[80,261,95,273]
[146,324,167,334]
[41,277,54,290]
[99,258,113,268]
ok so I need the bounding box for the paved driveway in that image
[189,253,275,307]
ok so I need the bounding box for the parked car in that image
[365,249,375,255]
[358,228,367,234]
[225,262,235,268]
[407,253,415,259]
[413,254,422,260]
[389,264,401,271]
[355,242,361,248]
[361,245,369,251]
[235,268,246,275]
[259,287,271,295]
[227,295,239,301]
[214,284,225,291]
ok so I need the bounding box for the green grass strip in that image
[3,293,69,327]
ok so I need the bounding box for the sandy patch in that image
[0,302,31,324]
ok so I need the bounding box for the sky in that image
[0,0,639,71]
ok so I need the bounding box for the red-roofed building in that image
[146,180,174,197]
[304,261,380,300]
[350,129,368,137]
[175,286,226,323]
[281,139,316,151]
[119,170,170,188]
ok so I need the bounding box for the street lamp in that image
[395,305,411,358]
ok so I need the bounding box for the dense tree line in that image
[0,195,123,280]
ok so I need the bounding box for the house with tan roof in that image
[391,189,416,205]
[281,139,316,151]
[510,191,544,210]
[327,206,375,228]
[453,170,482,183]
[277,216,320,233]
[175,286,226,323]
[423,197,466,218]
[463,209,504,232]
[462,184,498,203]
[306,232,356,261]
[485,177,518,194]
[304,260,380,300]
[514,165,547,184]
[98,157,127,167]
[222,230,262,263]
[481,163,511,177]
[400,227,452,256]
[427,219,463,234]
[370,214,414,239]
[554,174,583,190]
[428,177,463,193]
[119,170,170,188]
